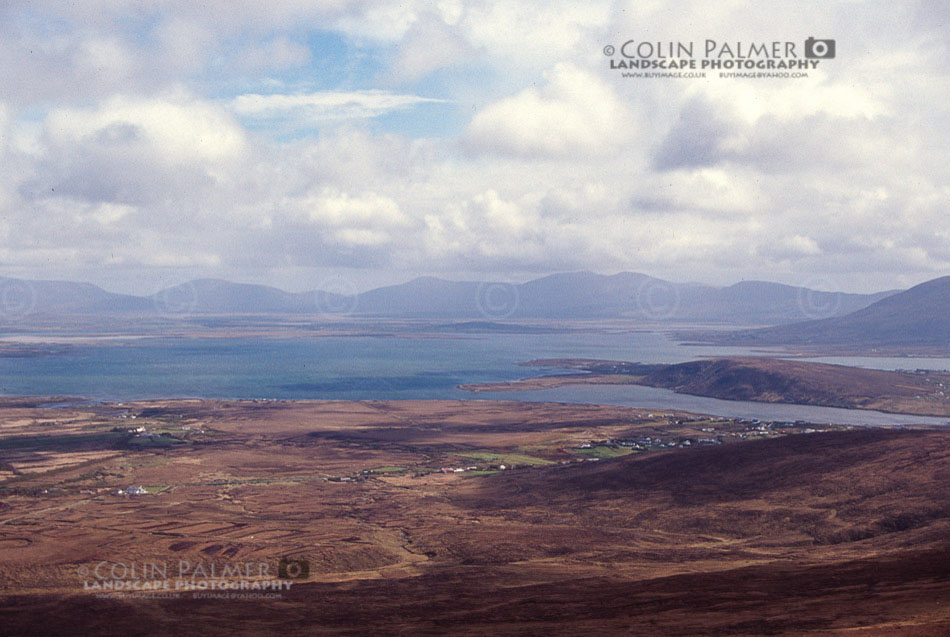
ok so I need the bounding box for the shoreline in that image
[2,393,947,429]
[460,357,950,419]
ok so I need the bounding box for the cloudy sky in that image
[0,1,946,294]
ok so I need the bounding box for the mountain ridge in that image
[704,275,949,348]
[0,271,923,325]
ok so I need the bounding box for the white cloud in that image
[302,188,408,229]
[0,101,8,155]
[73,37,136,85]
[389,14,472,83]
[234,37,312,72]
[0,0,946,291]
[90,202,136,226]
[332,228,393,247]
[465,63,630,157]
[779,235,822,257]
[461,1,611,67]
[332,3,421,43]
[230,90,446,130]
[46,94,247,165]
[696,74,889,125]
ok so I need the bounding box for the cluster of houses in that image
[575,435,723,453]
[41,485,148,497]
[570,420,835,456]
[116,485,148,496]
[325,419,843,486]
[421,464,506,476]
[568,420,839,456]
[111,424,202,440]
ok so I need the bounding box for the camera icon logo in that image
[804,37,835,59]
[277,558,310,580]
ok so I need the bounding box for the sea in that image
[1,330,947,426]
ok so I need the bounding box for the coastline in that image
[459,357,950,418]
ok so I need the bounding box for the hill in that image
[0,276,150,315]
[0,272,896,324]
[639,357,950,416]
[707,275,949,349]
[151,278,314,314]
[465,357,950,417]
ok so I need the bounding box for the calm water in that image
[0,332,946,425]
[476,385,949,427]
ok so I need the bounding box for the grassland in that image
[460,451,554,466]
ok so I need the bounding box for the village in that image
[4,401,861,504]
[323,416,848,484]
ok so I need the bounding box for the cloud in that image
[653,99,737,171]
[774,235,822,259]
[301,188,409,230]
[460,1,611,68]
[388,13,473,83]
[0,1,946,293]
[465,63,630,157]
[0,101,8,154]
[23,94,246,207]
[652,97,894,175]
[230,90,447,132]
[234,37,312,72]
[46,94,247,165]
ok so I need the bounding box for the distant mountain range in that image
[0,271,914,326]
[704,276,949,348]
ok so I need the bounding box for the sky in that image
[0,0,947,295]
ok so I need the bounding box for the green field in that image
[575,446,635,459]
[460,451,554,466]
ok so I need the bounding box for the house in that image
[125,485,147,495]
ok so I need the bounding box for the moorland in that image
[1,398,949,634]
